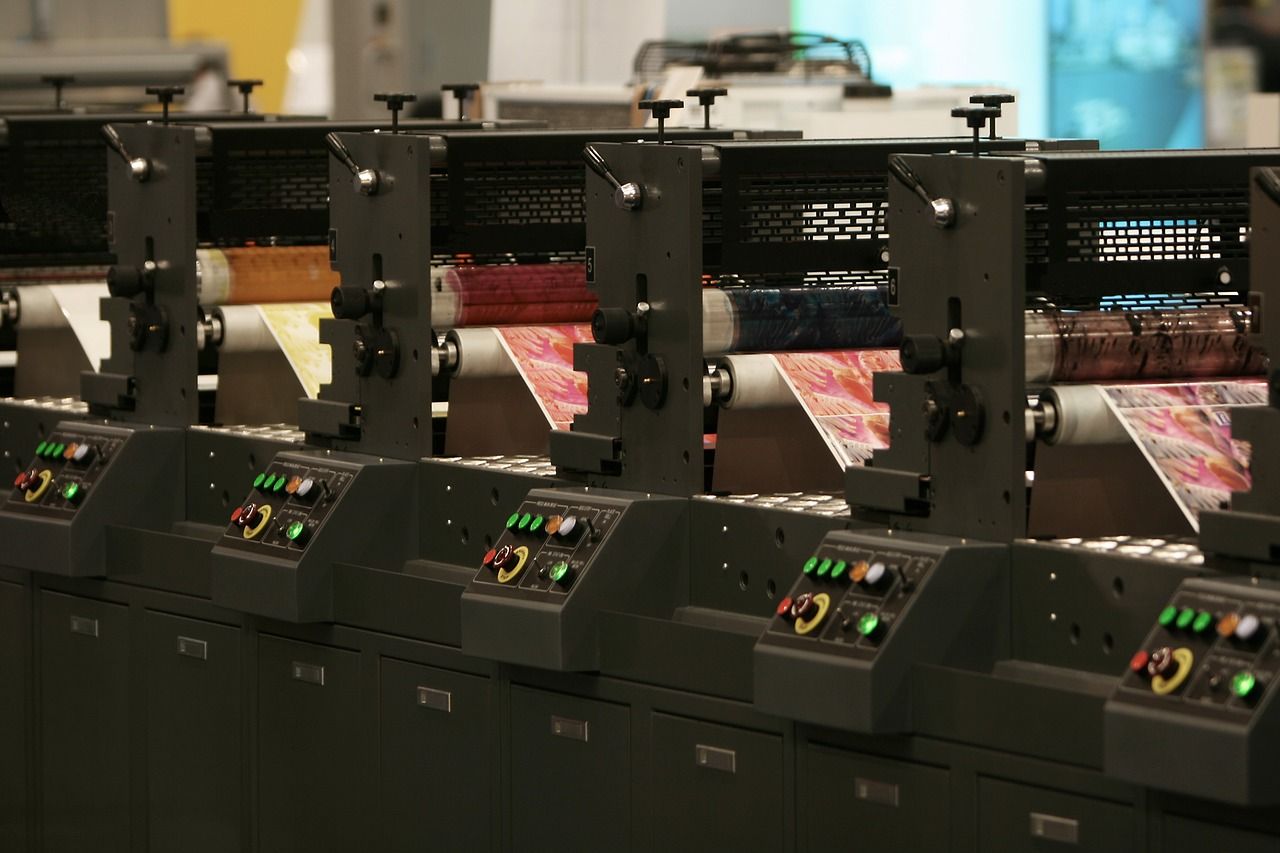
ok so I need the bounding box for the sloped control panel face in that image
[6,427,127,518]
[471,497,622,598]
[217,457,357,561]
[1114,586,1277,719]
[760,539,938,658]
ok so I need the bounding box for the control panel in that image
[461,488,686,672]
[473,498,621,595]
[754,529,1005,733]
[209,450,415,623]
[217,460,356,560]
[0,421,184,576]
[1104,577,1280,805]
[7,429,125,517]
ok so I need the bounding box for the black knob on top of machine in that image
[374,92,417,132]
[969,93,1014,138]
[42,74,74,108]
[330,285,373,320]
[441,83,480,121]
[900,334,947,375]
[951,105,1000,156]
[145,85,185,124]
[638,98,685,143]
[592,307,638,346]
[228,78,263,114]
[686,87,728,129]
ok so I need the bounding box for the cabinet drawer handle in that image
[69,615,99,637]
[854,777,900,807]
[1029,812,1079,845]
[291,661,325,686]
[550,715,588,742]
[416,686,452,713]
[695,744,736,774]
[176,636,208,660]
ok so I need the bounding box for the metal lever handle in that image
[101,124,151,182]
[888,154,954,229]
[1257,168,1280,207]
[583,145,642,210]
[325,132,380,195]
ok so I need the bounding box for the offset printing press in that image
[208,94,781,623]
[751,145,1280,816]
[1,99,508,578]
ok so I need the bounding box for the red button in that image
[13,471,27,490]
[1129,650,1150,674]
[776,596,794,619]
[482,547,497,567]
[230,506,243,524]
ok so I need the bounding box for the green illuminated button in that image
[272,476,285,493]
[1231,670,1258,700]
[831,560,849,580]
[1175,607,1195,630]
[802,556,819,575]
[253,472,266,489]
[530,515,545,533]
[35,441,48,457]
[51,443,65,458]
[1192,611,1214,634]
[548,561,570,584]
[817,558,833,578]
[286,521,305,541]
[857,611,881,638]
[61,482,81,502]
[1157,605,1178,628]
[506,512,520,529]
[517,512,532,531]
[264,474,277,490]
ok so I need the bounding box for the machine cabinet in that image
[38,590,132,853]
[0,579,29,851]
[509,686,631,852]
[377,657,495,852]
[144,611,243,852]
[647,712,785,852]
[257,634,366,853]
[799,744,950,852]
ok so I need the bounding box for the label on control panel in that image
[475,497,620,598]
[5,428,124,518]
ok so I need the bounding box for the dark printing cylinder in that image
[702,286,902,355]
[1025,306,1265,383]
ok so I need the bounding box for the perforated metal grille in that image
[738,173,887,243]
[224,147,329,211]
[459,160,584,227]
[708,269,889,289]
[1064,187,1249,263]
[1096,291,1246,310]
[0,138,107,256]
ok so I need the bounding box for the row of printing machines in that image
[2,82,1280,852]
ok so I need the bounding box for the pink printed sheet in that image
[494,324,592,430]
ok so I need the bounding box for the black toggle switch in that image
[227,78,263,114]
[441,83,480,121]
[638,98,685,143]
[145,85,185,124]
[686,87,728,129]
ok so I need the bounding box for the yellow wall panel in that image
[168,0,305,113]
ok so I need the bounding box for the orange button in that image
[850,560,870,583]
[62,443,78,460]
[285,476,302,495]
[545,515,563,535]
[1218,612,1240,639]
